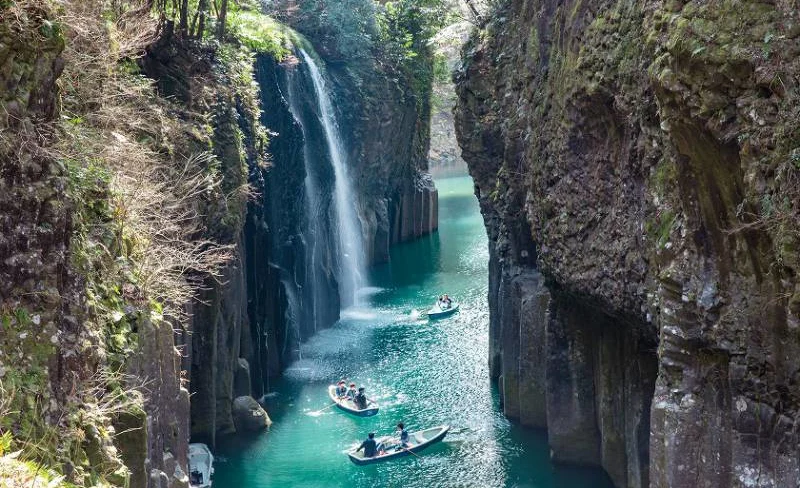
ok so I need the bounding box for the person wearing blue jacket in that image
[357,433,378,458]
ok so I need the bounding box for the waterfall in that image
[285,67,324,334]
[297,48,367,306]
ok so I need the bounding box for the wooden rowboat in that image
[327,385,379,417]
[347,425,450,465]
[426,303,459,319]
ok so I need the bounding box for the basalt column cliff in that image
[0,2,438,486]
[455,1,800,487]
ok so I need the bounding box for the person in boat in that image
[395,422,410,450]
[443,294,452,308]
[437,295,445,309]
[353,387,368,410]
[345,383,357,401]
[356,432,378,458]
[335,380,347,399]
[190,470,204,485]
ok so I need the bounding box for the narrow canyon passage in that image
[6,1,798,486]
[213,176,613,487]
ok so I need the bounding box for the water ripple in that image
[214,176,612,488]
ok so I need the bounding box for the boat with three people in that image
[327,385,379,417]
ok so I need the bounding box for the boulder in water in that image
[232,396,272,433]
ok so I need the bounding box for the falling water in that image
[298,48,366,306]
[285,65,325,334]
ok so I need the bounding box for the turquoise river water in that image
[214,175,613,487]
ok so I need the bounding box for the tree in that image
[216,0,229,39]
[180,0,189,34]
[463,0,481,22]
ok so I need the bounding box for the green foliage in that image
[652,159,678,195]
[375,0,450,66]
[760,193,774,218]
[289,0,379,59]
[791,149,800,170]
[226,6,291,59]
[0,431,11,455]
[646,210,677,249]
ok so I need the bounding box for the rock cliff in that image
[146,17,441,454]
[1,4,438,487]
[326,55,439,265]
[455,1,800,487]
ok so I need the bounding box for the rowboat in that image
[426,303,459,319]
[188,443,214,487]
[327,385,379,417]
[347,425,450,465]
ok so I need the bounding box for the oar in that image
[313,402,339,414]
[381,437,422,460]
[402,446,423,460]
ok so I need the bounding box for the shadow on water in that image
[370,231,441,293]
[214,176,614,488]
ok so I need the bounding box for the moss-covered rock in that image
[456,0,800,486]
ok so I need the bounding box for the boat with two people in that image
[427,294,459,319]
[347,425,450,465]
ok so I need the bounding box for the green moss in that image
[652,159,678,196]
[645,208,678,249]
[226,7,294,59]
[526,24,540,64]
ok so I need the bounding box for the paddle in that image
[379,438,422,460]
[401,447,423,460]
[312,402,339,414]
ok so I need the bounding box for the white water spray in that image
[298,48,366,306]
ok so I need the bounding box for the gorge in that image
[2,0,800,487]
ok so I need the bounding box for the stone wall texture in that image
[455,0,800,486]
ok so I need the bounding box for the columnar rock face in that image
[0,2,69,396]
[124,316,191,488]
[181,42,440,446]
[1,10,193,486]
[327,60,439,265]
[455,1,800,487]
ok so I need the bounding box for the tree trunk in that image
[463,0,482,22]
[179,0,189,35]
[216,0,229,39]
[196,0,209,39]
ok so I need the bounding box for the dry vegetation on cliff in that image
[0,0,271,485]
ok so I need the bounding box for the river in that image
[214,175,613,487]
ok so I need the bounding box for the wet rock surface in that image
[455,0,800,486]
[232,395,272,433]
[176,43,440,449]
[326,56,439,264]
